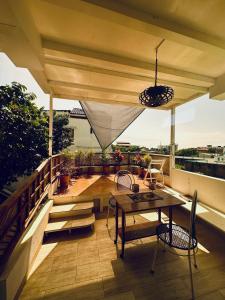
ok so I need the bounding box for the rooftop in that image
[1,2,225,300]
[19,176,225,300]
[70,108,86,118]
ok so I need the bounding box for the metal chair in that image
[144,159,165,186]
[106,170,135,227]
[151,191,198,300]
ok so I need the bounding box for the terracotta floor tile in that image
[19,176,225,300]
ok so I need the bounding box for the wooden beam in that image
[1,0,50,92]
[45,0,225,56]
[52,93,174,111]
[44,57,209,92]
[209,73,225,100]
[49,80,194,107]
[82,0,225,57]
[43,39,214,85]
[48,80,139,97]
[53,93,142,107]
[163,92,204,109]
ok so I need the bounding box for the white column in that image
[48,94,53,194]
[170,106,176,169]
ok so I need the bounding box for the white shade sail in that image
[80,101,144,150]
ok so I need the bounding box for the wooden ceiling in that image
[1,0,225,109]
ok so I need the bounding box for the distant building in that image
[198,145,224,155]
[51,108,102,152]
[197,147,208,153]
[116,142,131,148]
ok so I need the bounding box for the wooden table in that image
[113,189,184,258]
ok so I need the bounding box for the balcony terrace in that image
[18,175,225,300]
[1,1,225,300]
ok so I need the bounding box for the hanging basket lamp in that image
[139,39,174,107]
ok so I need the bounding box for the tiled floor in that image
[56,174,148,197]
[20,207,225,300]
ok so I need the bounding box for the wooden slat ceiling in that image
[2,0,225,109]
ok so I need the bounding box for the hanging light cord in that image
[154,39,165,86]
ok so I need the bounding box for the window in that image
[175,96,225,180]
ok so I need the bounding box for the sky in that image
[1,52,225,149]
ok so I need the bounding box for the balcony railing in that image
[0,154,61,272]
[74,152,170,176]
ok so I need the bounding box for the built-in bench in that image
[164,188,225,234]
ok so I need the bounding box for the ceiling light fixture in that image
[139,39,174,107]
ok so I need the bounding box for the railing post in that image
[48,93,53,196]
[128,151,130,166]
[170,106,176,170]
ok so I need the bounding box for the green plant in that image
[134,153,144,167]
[112,149,124,164]
[60,150,75,176]
[101,150,110,165]
[74,150,85,167]
[85,150,94,166]
[0,82,48,189]
[143,154,152,166]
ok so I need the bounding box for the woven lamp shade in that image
[139,39,174,108]
[139,85,174,107]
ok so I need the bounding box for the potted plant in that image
[101,150,111,175]
[60,150,75,190]
[134,153,145,178]
[74,150,85,177]
[143,154,152,167]
[85,150,94,176]
[112,149,124,173]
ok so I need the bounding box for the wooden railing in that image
[77,152,170,176]
[0,154,61,271]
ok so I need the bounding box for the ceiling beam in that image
[82,0,225,57]
[2,0,50,92]
[44,57,209,93]
[43,39,214,85]
[163,92,204,108]
[53,93,169,111]
[209,73,225,100]
[48,80,139,97]
[53,93,145,108]
[45,0,225,57]
[49,80,191,104]
[7,0,42,58]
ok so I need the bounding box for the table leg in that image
[158,208,161,222]
[169,207,173,245]
[120,210,126,258]
[114,203,118,244]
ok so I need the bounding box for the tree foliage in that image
[112,144,141,152]
[175,148,198,157]
[0,82,74,190]
[52,112,74,154]
[0,82,48,188]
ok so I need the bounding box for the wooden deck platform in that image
[20,207,225,300]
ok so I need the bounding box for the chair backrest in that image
[189,190,198,239]
[114,170,135,191]
[147,159,165,172]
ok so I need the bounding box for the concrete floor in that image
[19,175,225,300]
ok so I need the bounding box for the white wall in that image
[68,118,101,151]
[0,200,53,300]
[171,168,225,214]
